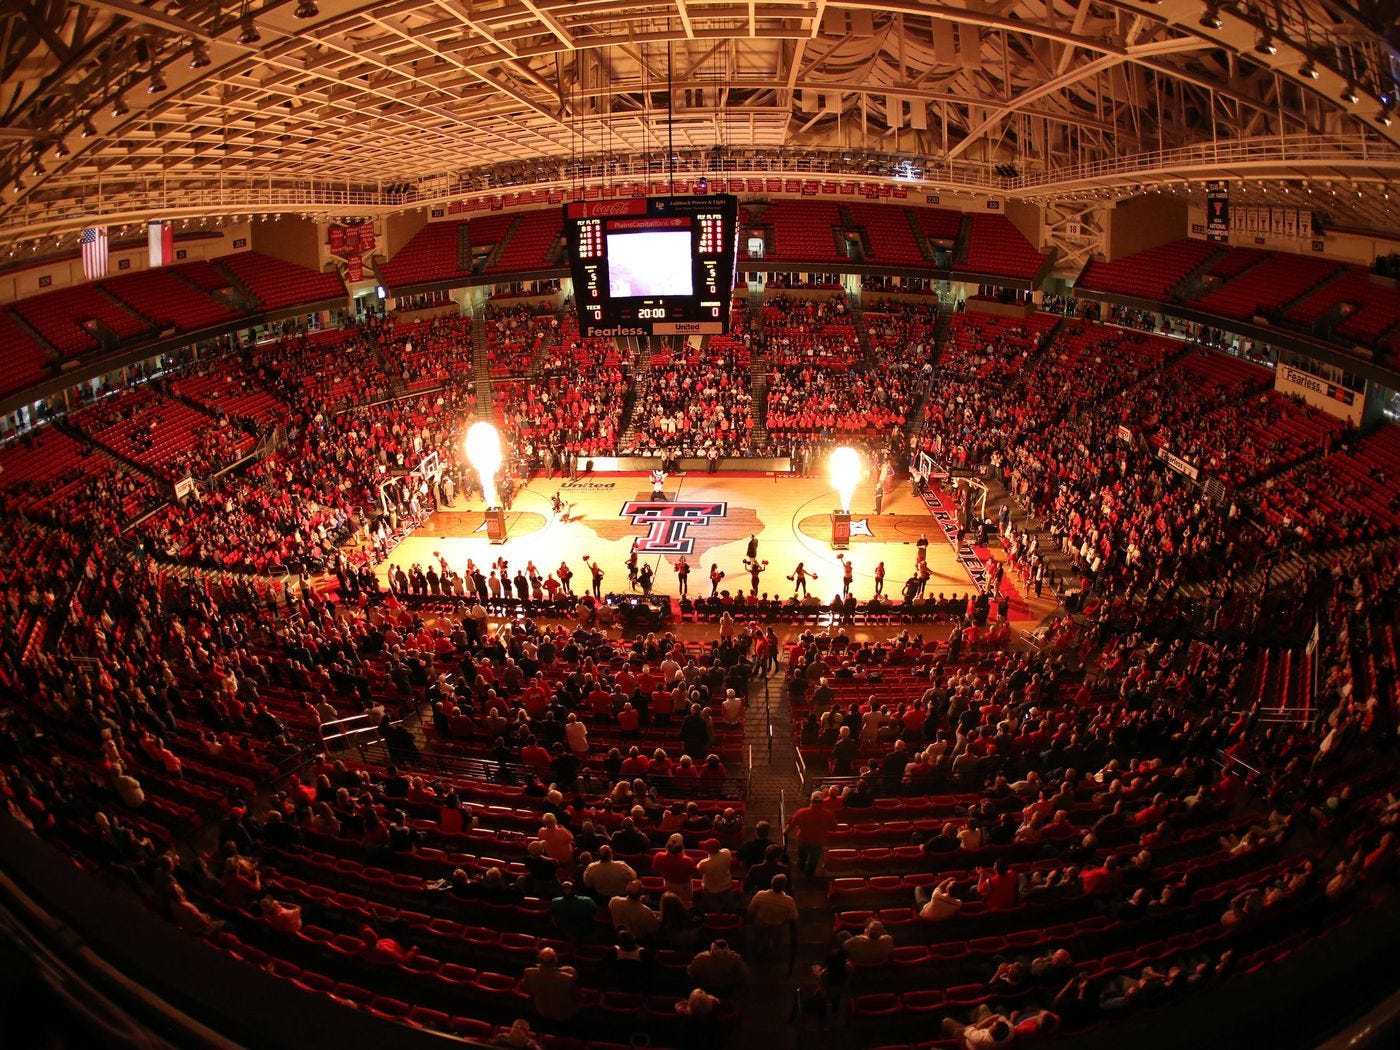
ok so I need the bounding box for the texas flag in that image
[147,220,174,267]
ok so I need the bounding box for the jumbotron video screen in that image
[563,194,739,338]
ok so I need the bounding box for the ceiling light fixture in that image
[190,42,211,68]
[1342,85,1359,104]
[294,0,319,18]
[80,119,97,137]
[148,67,167,93]
[1200,5,1223,29]
[53,141,69,158]
[1255,34,1277,55]
[238,18,261,44]
[1299,61,1318,79]
[112,94,130,117]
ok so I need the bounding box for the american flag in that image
[80,226,108,280]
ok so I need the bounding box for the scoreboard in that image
[563,194,739,338]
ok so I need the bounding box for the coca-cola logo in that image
[569,199,647,219]
[587,201,641,216]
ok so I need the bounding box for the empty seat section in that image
[379,220,470,289]
[962,215,1046,280]
[1077,238,1221,300]
[217,252,346,311]
[0,312,51,397]
[12,284,151,358]
[101,267,238,333]
[488,209,564,272]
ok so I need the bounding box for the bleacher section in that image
[101,265,240,334]
[68,386,258,481]
[488,209,563,273]
[166,364,290,431]
[0,312,52,397]
[1286,265,1400,349]
[1076,238,1400,367]
[0,426,160,524]
[961,215,1047,281]
[377,220,471,289]
[11,283,152,358]
[848,203,925,265]
[1192,253,1344,321]
[912,207,963,244]
[764,200,846,261]
[217,252,346,312]
[1077,239,1221,300]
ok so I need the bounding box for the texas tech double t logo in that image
[621,501,728,555]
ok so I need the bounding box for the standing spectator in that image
[747,874,799,959]
[786,791,838,878]
[697,838,736,911]
[653,834,699,906]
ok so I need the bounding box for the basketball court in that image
[377,471,1053,628]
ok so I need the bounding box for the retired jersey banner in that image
[346,255,363,282]
[329,224,345,253]
[1205,181,1229,242]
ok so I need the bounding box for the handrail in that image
[7,135,1397,245]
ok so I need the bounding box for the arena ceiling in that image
[1,0,1398,249]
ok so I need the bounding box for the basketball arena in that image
[1,4,1399,1050]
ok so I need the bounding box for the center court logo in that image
[621,501,728,555]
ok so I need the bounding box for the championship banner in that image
[359,221,375,251]
[1205,181,1229,242]
[346,255,363,282]
[328,224,345,253]
[343,225,361,254]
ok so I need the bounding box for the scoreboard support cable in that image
[563,194,739,338]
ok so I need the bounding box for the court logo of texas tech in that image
[620,501,728,555]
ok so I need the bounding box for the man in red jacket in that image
[785,792,838,878]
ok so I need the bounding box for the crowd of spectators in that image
[485,305,557,377]
[624,348,758,460]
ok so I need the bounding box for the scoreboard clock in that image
[563,194,739,337]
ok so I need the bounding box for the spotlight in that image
[148,68,167,93]
[294,0,319,17]
[1380,109,1394,126]
[189,42,210,68]
[1200,5,1223,28]
[80,119,97,138]
[1255,34,1276,55]
[32,155,46,176]
[112,95,130,117]
[53,141,69,158]
[1342,86,1358,104]
[1299,61,1318,79]
[238,18,261,44]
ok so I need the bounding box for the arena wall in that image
[0,222,252,304]
[1108,194,1187,260]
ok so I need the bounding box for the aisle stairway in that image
[471,310,491,418]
